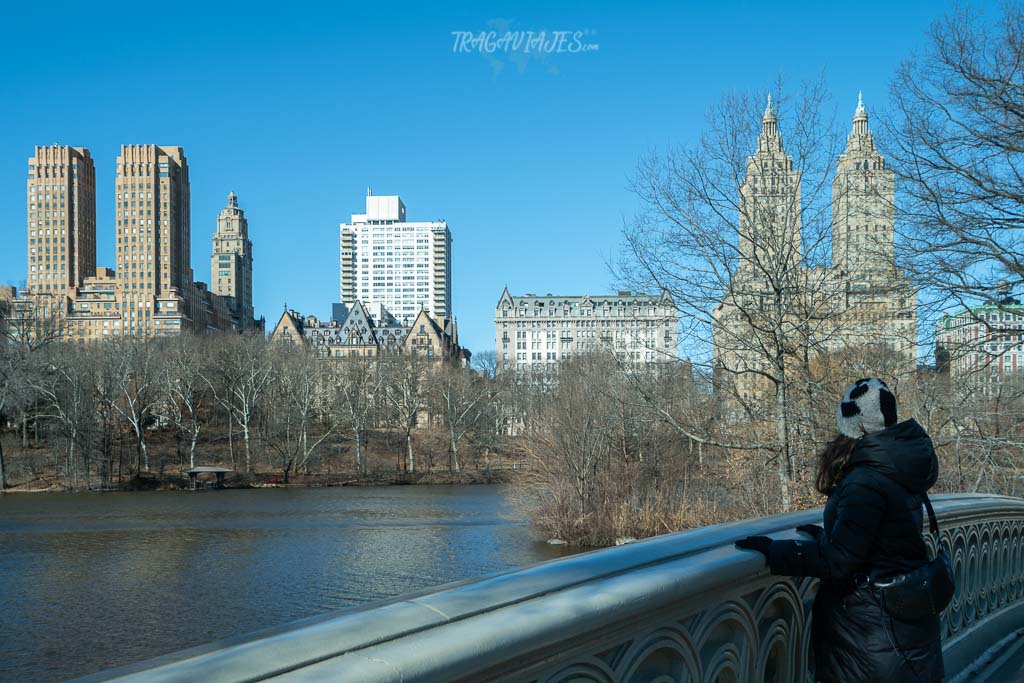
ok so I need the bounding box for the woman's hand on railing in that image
[735,536,772,559]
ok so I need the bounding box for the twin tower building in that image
[714,95,917,402]
[23,144,260,338]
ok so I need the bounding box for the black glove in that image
[735,535,773,558]
[795,524,824,540]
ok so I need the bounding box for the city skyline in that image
[0,1,969,354]
[1,4,1021,679]
[17,143,257,338]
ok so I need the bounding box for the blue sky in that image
[0,0,968,353]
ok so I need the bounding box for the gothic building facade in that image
[271,301,469,366]
[714,95,916,403]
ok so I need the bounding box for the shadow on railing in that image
[76,494,1024,683]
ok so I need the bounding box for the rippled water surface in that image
[0,485,571,682]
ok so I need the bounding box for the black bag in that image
[873,493,955,620]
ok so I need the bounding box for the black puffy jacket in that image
[767,419,944,683]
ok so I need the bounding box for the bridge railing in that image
[79,493,1024,683]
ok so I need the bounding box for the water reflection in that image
[0,485,573,682]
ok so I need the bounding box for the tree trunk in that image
[227,410,236,470]
[242,422,251,473]
[353,429,363,476]
[176,434,184,476]
[189,429,199,470]
[302,429,309,474]
[449,432,460,473]
[774,377,792,512]
[0,435,7,490]
[67,439,77,491]
[406,432,414,474]
[103,425,114,488]
[140,437,150,473]
[83,446,92,492]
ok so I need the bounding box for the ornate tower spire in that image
[227,191,238,208]
[852,91,869,137]
[755,93,785,155]
[832,92,894,276]
[739,92,801,274]
[762,94,778,139]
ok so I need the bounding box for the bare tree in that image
[878,4,1024,497]
[522,355,616,541]
[616,78,847,511]
[433,364,491,472]
[471,350,498,379]
[92,348,122,486]
[382,354,429,474]
[514,353,721,545]
[332,356,383,476]
[0,292,66,489]
[495,366,552,438]
[886,4,1024,312]
[162,335,210,471]
[204,334,272,473]
[262,344,335,482]
[27,344,96,489]
[107,337,163,474]
[0,342,32,489]
[1,292,68,351]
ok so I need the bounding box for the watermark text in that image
[451,30,598,55]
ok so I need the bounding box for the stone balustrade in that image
[79,493,1024,683]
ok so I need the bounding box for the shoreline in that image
[0,469,524,494]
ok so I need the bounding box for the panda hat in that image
[837,378,897,438]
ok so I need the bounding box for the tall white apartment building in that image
[495,289,679,371]
[339,190,452,325]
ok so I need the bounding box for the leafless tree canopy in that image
[0,333,517,492]
[886,3,1024,309]
[618,78,842,362]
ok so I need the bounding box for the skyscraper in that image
[17,144,254,340]
[738,96,802,274]
[714,95,916,403]
[210,192,255,331]
[114,145,191,335]
[832,92,895,276]
[339,190,452,324]
[26,145,96,299]
[831,95,915,367]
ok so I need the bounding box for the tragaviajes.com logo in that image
[451,30,599,55]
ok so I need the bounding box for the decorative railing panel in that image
[78,494,1024,683]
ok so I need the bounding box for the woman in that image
[736,378,944,682]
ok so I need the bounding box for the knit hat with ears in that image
[837,378,897,438]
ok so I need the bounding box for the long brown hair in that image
[815,434,858,495]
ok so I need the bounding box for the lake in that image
[0,485,572,682]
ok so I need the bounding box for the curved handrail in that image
[76,493,1024,683]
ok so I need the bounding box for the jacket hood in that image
[846,418,938,494]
